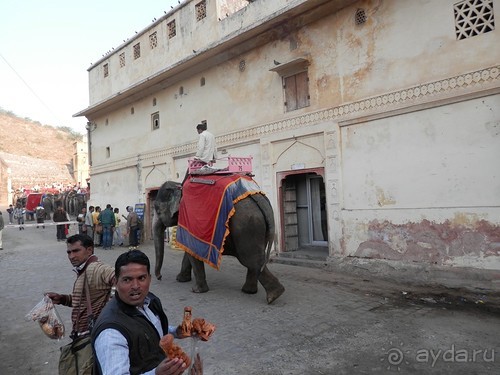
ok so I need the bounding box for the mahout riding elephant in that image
[153,180,285,304]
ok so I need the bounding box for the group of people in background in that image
[1,201,142,251]
[6,202,47,230]
[78,204,141,250]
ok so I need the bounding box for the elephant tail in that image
[249,193,275,270]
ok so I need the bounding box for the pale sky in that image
[0,0,180,134]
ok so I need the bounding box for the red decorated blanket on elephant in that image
[176,174,264,270]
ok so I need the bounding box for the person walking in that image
[91,250,200,375]
[113,207,123,246]
[78,207,87,235]
[7,204,14,224]
[126,206,139,250]
[0,211,4,250]
[13,203,25,230]
[46,234,115,375]
[85,206,95,245]
[53,205,68,241]
[92,206,102,247]
[35,205,46,229]
[97,204,115,250]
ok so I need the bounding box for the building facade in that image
[76,0,500,269]
[73,138,89,189]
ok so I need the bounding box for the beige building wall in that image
[77,0,500,269]
[73,138,89,188]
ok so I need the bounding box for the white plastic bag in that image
[25,295,65,340]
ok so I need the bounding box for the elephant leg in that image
[242,268,259,294]
[176,252,192,282]
[259,265,285,304]
[154,223,166,280]
[188,256,209,293]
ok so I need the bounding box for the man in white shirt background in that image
[194,121,217,165]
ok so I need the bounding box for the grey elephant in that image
[41,195,55,220]
[153,180,285,304]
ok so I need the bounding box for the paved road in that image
[0,219,499,374]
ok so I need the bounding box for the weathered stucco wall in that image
[342,96,500,210]
[87,0,323,106]
[82,0,500,270]
[86,0,499,143]
[341,95,500,269]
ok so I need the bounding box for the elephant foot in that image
[266,284,285,304]
[176,273,192,282]
[241,284,258,294]
[191,285,209,293]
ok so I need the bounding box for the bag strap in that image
[73,271,93,338]
[83,272,94,331]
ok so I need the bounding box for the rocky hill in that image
[0,109,81,162]
[0,109,83,200]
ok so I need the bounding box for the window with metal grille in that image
[151,112,160,130]
[168,20,176,38]
[149,32,158,49]
[119,52,125,67]
[284,71,310,112]
[133,43,141,59]
[195,0,207,21]
[454,0,495,40]
[103,63,109,77]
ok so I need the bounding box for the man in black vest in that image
[92,250,201,374]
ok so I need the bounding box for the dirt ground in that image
[0,216,499,374]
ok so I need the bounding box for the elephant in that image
[55,190,87,218]
[153,180,285,304]
[41,194,55,220]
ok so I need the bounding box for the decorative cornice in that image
[211,65,499,147]
[92,65,499,175]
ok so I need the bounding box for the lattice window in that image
[195,0,207,21]
[454,0,495,40]
[355,8,367,25]
[133,43,141,59]
[103,63,109,77]
[149,32,158,49]
[168,20,176,38]
[119,52,125,67]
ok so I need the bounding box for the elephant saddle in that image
[176,174,264,269]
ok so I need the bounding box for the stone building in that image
[75,0,500,270]
[73,137,89,189]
